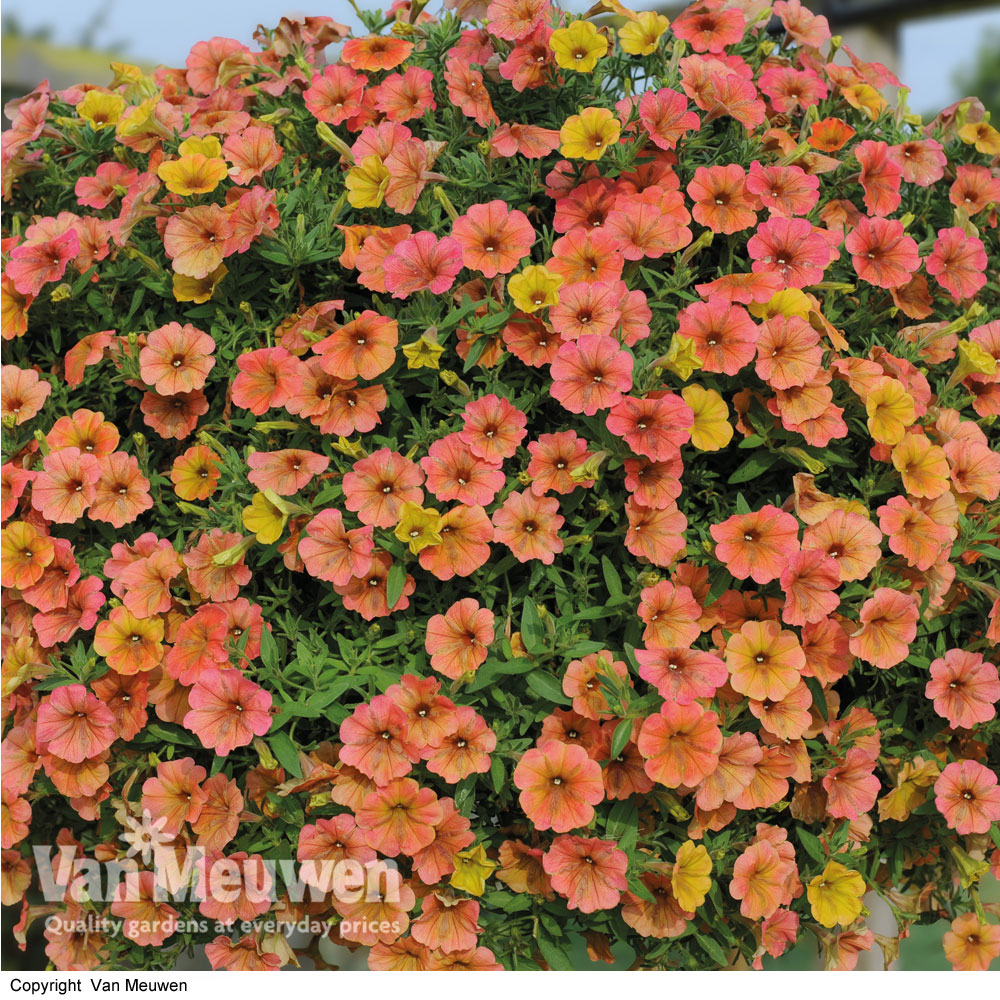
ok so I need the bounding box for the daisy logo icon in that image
[119,809,173,865]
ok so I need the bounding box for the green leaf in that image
[695,933,729,967]
[259,626,279,671]
[798,828,826,864]
[610,719,633,759]
[728,450,780,484]
[526,671,571,705]
[536,937,572,971]
[385,562,405,611]
[520,598,545,653]
[602,556,623,602]
[269,730,302,778]
[490,756,505,794]
[803,676,828,722]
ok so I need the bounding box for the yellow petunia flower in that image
[841,83,886,121]
[682,385,734,451]
[449,844,498,896]
[345,155,390,209]
[157,154,229,196]
[242,491,289,545]
[659,332,703,382]
[393,501,444,554]
[865,378,915,445]
[402,328,445,370]
[749,288,812,321]
[618,11,670,56]
[671,840,712,912]
[508,264,563,313]
[807,861,866,928]
[549,20,609,73]
[560,106,621,161]
[958,121,1000,156]
[173,265,228,304]
[179,135,224,159]
[76,91,127,129]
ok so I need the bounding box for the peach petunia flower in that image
[513,740,604,833]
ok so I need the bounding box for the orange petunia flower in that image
[942,913,1000,971]
[341,34,413,71]
[638,701,722,789]
[925,649,1000,730]
[339,694,420,785]
[687,164,757,234]
[542,835,627,913]
[513,740,604,833]
[802,509,883,582]
[710,504,799,584]
[315,310,398,381]
[1,521,55,590]
[729,840,787,920]
[30,447,101,524]
[622,872,692,938]
[356,776,443,857]
[849,587,918,669]
[934,760,1000,834]
[726,619,805,701]
[425,598,494,680]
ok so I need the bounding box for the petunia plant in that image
[2,0,1000,974]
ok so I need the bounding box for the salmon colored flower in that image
[747,217,832,288]
[637,646,726,706]
[140,388,209,440]
[755,314,822,389]
[6,231,79,297]
[525,431,593,496]
[141,756,207,835]
[779,549,841,626]
[185,669,271,756]
[622,872,691,938]
[878,494,951,570]
[343,448,424,529]
[426,598,494,680]
[425,707,496,783]
[678,297,758,376]
[563,652,630,720]
[339,694,420,785]
[247,449,328,497]
[711,504,799,584]
[384,232,463,299]
[411,894,481,955]
[926,227,987,299]
[36,684,115,763]
[808,117,855,151]
[304,65,367,125]
[639,87,700,150]
[513,741,604,833]
[943,913,1000,971]
[807,861,866,928]
[459,393,527,463]
[299,508,374,586]
[688,164,756,234]
[183,529,252,601]
[342,34,413,71]
[418,502,494,580]
[673,3,744,52]
[855,140,902,217]
[822,748,880,820]
[925,650,1000,730]
[730,841,787,920]
[802,509,883,582]
[89,452,153,528]
[452,201,534,278]
[844,217,920,289]
[111,870,180,947]
[315,311,398,381]
[607,393,693,461]
[849,588,918,670]
[550,334,633,415]
[30,447,101,524]
[934,760,1000,834]
[543,835,627,912]
[356,777,443,856]
[163,205,233,279]
[638,701,722,788]
[492,490,564,564]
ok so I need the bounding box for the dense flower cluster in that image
[2,0,999,973]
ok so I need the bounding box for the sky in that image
[3,0,1000,115]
